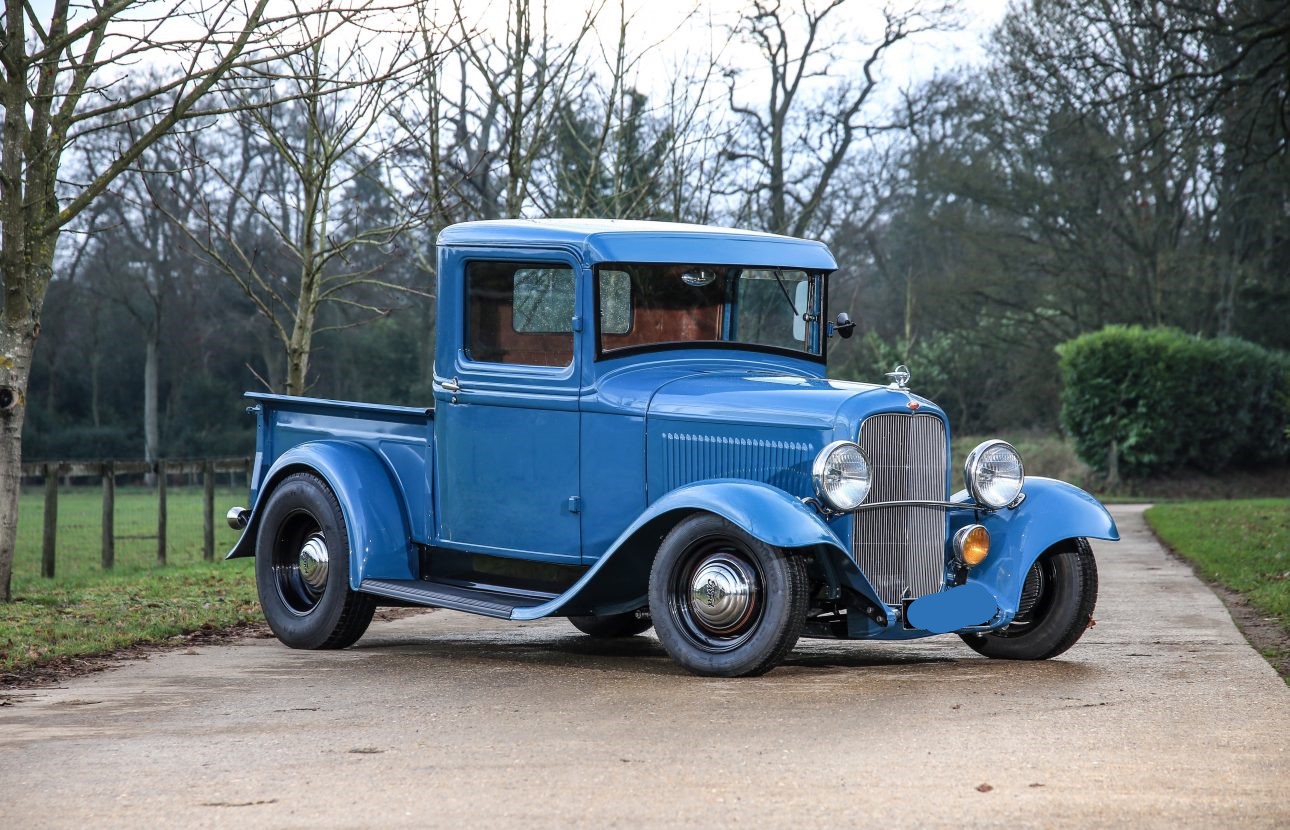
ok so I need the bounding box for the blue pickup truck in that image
[226,219,1118,677]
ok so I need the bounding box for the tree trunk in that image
[0,326,36,602]
[285,278,319,396]
[143,332,160,485]
[770,109,786,236]
[286,337,311,396]
[0,197,57,602]
[90,351,102,428]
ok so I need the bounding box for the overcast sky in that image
[450,0,1010,103]
[25,0,1010,93]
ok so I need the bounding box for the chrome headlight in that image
[964,440,1024,509]
[812,441,872,511]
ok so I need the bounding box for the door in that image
[433,255,582,564]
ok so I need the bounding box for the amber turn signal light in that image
[954,524,990,567]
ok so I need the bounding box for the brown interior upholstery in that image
[601,267,726,352]
[467,262,572,367]
[600,304,723,351]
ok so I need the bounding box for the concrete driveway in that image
[1,505,1287,828]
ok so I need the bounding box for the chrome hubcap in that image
[687,553,758,634]
[297,533,329,592]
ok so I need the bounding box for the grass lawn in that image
[1,486,262,677]
[14,485,245,583]
[1145,499,1290,680]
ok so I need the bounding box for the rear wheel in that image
[568,612,652,638]
[959,539,1098,660]
[255,472,376,649]
[649,513,808,677]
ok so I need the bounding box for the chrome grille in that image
[853,413,948,605]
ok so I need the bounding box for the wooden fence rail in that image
[23,457,253,577]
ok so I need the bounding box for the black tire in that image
[568,612,653,638]
[959,538,1098,660]
[254,472,376,649]
[649,513,808,677]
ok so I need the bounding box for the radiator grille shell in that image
[853,413,948,605]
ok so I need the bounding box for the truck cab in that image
[228,219,1118,677]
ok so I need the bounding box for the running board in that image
[359,579,549,619]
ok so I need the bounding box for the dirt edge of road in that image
[1147,526,1290,682]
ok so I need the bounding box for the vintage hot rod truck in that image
[226,219,1118,677]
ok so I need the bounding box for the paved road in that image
[2,505,1287,828]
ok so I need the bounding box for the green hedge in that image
[1057,326,1290,477]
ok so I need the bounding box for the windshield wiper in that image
[770,269,798,316]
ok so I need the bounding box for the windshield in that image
[596,263,822,359]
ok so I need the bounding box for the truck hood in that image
[645,370,944,431]
[640,369,948,501]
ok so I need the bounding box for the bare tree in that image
[386,0,598,386]
[0,0,377,600]
[444,0,598,219]
[167,15,429,395]
[723,0,951,238]
[68,83,211,477]
[536,0,722,221]
[978,0,1224,331]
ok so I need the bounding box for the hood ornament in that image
[885,364,911,390]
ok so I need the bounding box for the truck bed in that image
[246,392,433,542]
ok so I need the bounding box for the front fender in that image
[225,441,416,588]
[647,479,849,552]
[513,479,852,620]
[969,477,1119,622]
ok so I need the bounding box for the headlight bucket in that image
[964,439,1024,509]
[812,441,872,512]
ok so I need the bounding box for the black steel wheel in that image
[649,513,807,677]
[254,472,376,649]
[568,611,653,638]
[959,538,1098,660]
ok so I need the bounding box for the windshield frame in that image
[592,261,828,364]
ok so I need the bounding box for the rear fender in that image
[969,477,1119,621]
[225,441,416,588]
[513,479,881,620]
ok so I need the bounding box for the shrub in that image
[1057,326,1290,477]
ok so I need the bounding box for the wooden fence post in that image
[101,460,115,570]
[156,460,168,566]
[41,463,58,579]
[203,459,215,562]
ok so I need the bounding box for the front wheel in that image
[959,539,1098,660]
[649,513,808,677]
[254,472,376,649]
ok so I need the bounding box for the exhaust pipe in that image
[226,506,250,530]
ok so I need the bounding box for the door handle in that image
[441,377,460,393]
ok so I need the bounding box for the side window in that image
[467,261,575,367]
[599,269,632,335]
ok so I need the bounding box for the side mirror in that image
[834,312,856,339]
